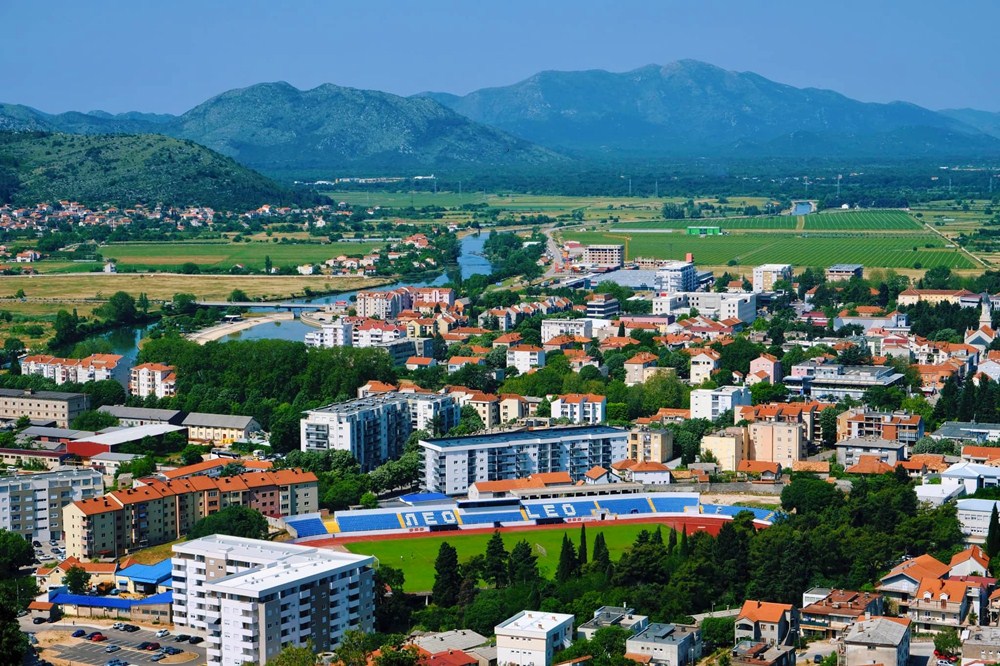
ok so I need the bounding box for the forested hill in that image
[0,132,321,209]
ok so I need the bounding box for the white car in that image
[155,629,170,638]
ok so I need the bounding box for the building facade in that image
[129,363,177,399]
[551,394,607,425]
[495,611,575,666]
[655,262,698,293]
[690,386,751,421]
[0,388,89,428]
[752,264,792,293]
[0,468,103,541]
[584,244,625,269]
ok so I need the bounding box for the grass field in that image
[614,216,798,230]
[102,241,384,271]
[561,230,973,269]
[343,522,659,592]
[802,210,922,230]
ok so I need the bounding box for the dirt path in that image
[795,215,806,231]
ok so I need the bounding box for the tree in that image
[578,524,588,566]
[359,492,378,509]
[591,532,610,572]
[180,445,205,466]
[374,646,422,666]
[137,292,150,314]
[116,455,156,480]
[508,540,540,585]
[64,565,92,594]
[483,530,509,588]
[95,291,138,325]
[0,588,27,664]
[934,628,961,657]
[188,505,268,540]
[336,630,370,666]
[556,533,579,583]
[229,289,250,303]
[432,542,461,607]
[819,408,839,448]
[986,504,1000,559]
[265,255,273,274]
[701,616,736,648]
[0,530,32,576]
[267,644,317,666]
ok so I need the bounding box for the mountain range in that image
[3,60,999,178]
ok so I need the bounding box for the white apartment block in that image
[129,362,177,399]
[655,261,698,293]
[301,392,460,470]
[584,244,624,269]
[353,321,405,348]
[0,468,103,541]
[304,320,353,348]
[541,319,594,342]
[419,426,628,495]
[355,288,410,319]
[496,611,575,666]
[690,386,752,421]
[507,345,546,374]
[411,287,456,307]
[22,353,128,386]
[551,394,607,425]
[652,292,757,323]
[752,264,793,293]
[172,535,376,666]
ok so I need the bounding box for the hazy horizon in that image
[2,0,997,115]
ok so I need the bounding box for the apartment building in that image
[551,394,606,425]
[172,535,375,666]
[628,427,673,463]
[0,468,103,541]
[304,320,353,348]
[735,600,798,646]
[496,611,574,666]
[419,426,628,495]
[907,578,972,632]
[0,388,89,428]
[826,264,864,282]
[701,427,750,472]
[584,244,624,269]
[835,437,906,468]
[844,617,911,666]
[355,289,409,319]
[182,413,262,445]
[63,469,318,558]
[578,606,648,640]
[748,354,782,385]
[785,362,905,401]
[626,623,702,666]
[689,350,721,385]
[749,422,805,465]
[129,362,177,399]
[837,408,924,446]
[412,287,456,308]
[735,402,834,446]
[21,353,128,386]
[690,386,751,421]
[541,319,594,342]
[507,345,546,374]
[799,590,884,639]
[300,393,460,470]
[624,352,661,387]
[585,294,620,318]
[447,388,501,429]
[652,292,757,323]
[752,264,792,293]
[655,261,698,293]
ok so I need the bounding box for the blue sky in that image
[1,0,996,114]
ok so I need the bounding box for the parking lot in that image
[21,619,206,666]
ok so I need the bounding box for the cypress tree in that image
[987,504,1000,560]
[668,527,678,554]
[651,525,664,546]
[556,534,579,583]
[680,525,689,557]
[592,532,610,570]
[431,542,461,607]
[578,524,588,566]
[484,530,509,588]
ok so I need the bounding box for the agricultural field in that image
[613,216,798,231]
[801,210,922,230]
[343,522,660,592]
[101,240,383,271]
[560,230,974,269]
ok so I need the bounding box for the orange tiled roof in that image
[738,600,793,623]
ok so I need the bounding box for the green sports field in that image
[614,216,797,231]
[343,522,660,592]
[101,240,384,270]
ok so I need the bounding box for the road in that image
[21,618,206,666]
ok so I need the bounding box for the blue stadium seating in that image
[650,496,698,514]
[336,512,403,533]
[286,518,328,538]
[399,508,459,528]
[522,500,599,520]
[458,511,526,525]
[596,498,653,515]
[702,504,773,521]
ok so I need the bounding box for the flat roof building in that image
[0,468,103,541]
[496,611,574,666]
[0,388,89,428]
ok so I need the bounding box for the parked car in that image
[32,617,46,625]
[145,642,160,651]
[188,636,203,644]
[123,624,140,632]
[155,629,169,638]
[174,634,190,642]
[163,646,183,655]
[16,610,28,617]
[105,645,121,653]
[150,655,166,662]
[137,642,152,650]
[91,633,107,642]
[112,622,125,630]
[72,629,86,638]
[32,541,41,547]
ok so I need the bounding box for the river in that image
[91,232,495,356]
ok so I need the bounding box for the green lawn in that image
[614,216,797,231]
[803,210,922,230]
[100,240,384,270]
[561,230,973,269]
[343,522,659,592]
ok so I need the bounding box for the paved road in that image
[21,619,206,666]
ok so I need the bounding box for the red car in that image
[145,642,160,651]
[90,633,106,642]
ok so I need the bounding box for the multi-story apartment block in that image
[690,386,751,421]
[496,611,575,666]
[63,469,318,558]
[907,578,972,632]
[585,294,620,318]
[420,426,629,495]
[583,244,624,269]
[701,427,750,472]
[300,393,460,470]
[837,408,924,446]
[835,437,906,468]
[0,388,89,428]
[507,345,546,374]
[304,319,353,348]
[655,261,698,293]
[653,291,757,323]
[551,394,606,425]
[541,319,594,342]
[689,350,721,385]
[752,264,792,293]
[624,352,660,387]
[749,422,805,465]
[735,402,834,446]
[21,353,128,386]
[0,468,103,541]
[626,623,702,666]
[844,616,910,666]
[172,535,375,666]
[826,264,864,282]
[129,362,177,398]
[355,288,410,319]
[628,427,673,463]
[748,353,782,385]
[411,287,456,308]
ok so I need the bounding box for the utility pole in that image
[628,178,632,197]
[655,180,659,198]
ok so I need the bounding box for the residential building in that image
[628,427,673,463]
[877,554,950,613]
[419,426,628,495]
[736,402,834,446]
[907,577,972,632]
[584,244,624,269]
[356,289,408,319]
[0,388,89,428]
[301,393,460,470]
[172,535,375,666]
[799,590,884,639]
[752,264,792,293]
[961,626,1000,663]
[625,623,702,666]
[655,262,698,293]
[63,469,318,559]
[730,642,796,666]
[412,287,456,309]
[182,413,262,445]
[701,427,750,472]
[551,394,606,425]
[689,349,721,385]
[0,447,71,470]
[652,292,757,324]
[0,468,103,541]
[507,345,546,374]
[835,438,906,468]
[690,386,751,421]
[785,362,905,401]
[578,606,649,640]
[748,354,782,385]
[949,545,990,577]
[628,461,673,485]
[625,352,662,386]
[843,617,910,666]
[34,556,118,593]
[586,294,621,318]
[21,353,128,386]
[749,423,805,465]
[448,389,501,429]
[956,499,1000,545]
[500,394,537,424]
[541,319,595,342]
[932,421,1000,443]
[734,600,798,646]
[826,264,864,282]
[837,409,924,447]
[495,611,574,666]
[897,288,977,306]
[96,405,185,427]
[448,356,485,373]
[129,362,177,398]
[304,320,353,348]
